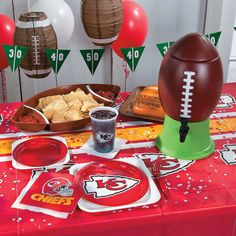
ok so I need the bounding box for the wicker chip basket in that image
[81,0,123,46]
[14,12,57,79]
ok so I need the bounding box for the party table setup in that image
[0,34,236,235]
[1,0,236,236]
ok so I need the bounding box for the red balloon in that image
[0,14,15,70]
[111,1,148,58]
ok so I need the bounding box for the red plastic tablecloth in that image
[0,83,236,236]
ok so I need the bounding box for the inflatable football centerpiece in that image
[156,33,223,160]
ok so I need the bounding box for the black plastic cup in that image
[89,106,118,153]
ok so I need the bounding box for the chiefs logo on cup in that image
[96,132,114,143]
[135,153,194,177]
[219,144,236,165]
[83,175,140,198]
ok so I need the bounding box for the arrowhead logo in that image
[219,144,236,165]
[83,175,140,198]
[135,153,194,177]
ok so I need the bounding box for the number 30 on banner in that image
[3,45,28,73]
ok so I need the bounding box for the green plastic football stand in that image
[156,115,214,160]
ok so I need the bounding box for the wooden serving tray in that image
[12,84,120,132]
[120,86,164,123]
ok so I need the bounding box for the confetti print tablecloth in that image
[0,83,236,236]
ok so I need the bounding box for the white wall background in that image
[227,9,236,83]
[1,0,235,103]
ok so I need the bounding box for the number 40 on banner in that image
[45,49,70,74]
[121,46,145,72]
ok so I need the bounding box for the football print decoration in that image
[14,12,57,79]
[81,0,123,46]
[156,33,223,160]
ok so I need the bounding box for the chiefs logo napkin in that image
[12,172,80,218]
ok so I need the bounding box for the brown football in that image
[158,33,223,122]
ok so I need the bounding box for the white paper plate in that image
[69,157,161,213]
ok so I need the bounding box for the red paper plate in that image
[12,138,68,167]
[74,160,149,206]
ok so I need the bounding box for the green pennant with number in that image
[205,31,221,46]
[80,49,105,75]
[3,45,28,73]
[156,41,175,57]
[121,46,145,72]
[45,49,70,74]
[234,27,236,31]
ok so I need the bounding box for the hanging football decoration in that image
[14,12,58,79]
[81,0,123,46]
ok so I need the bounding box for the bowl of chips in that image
[12,84,120,132]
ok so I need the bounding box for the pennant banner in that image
[45,49,70,74]
[234,27,236,31]
[80,49,105,75]
[205,31,221,47]
[156,31,222,58]
[156,42,175,57]
[121,46,145,72]
[1,30,224,75]
[3,45,28,73]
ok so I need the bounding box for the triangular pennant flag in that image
[205,31,221,46]
[45,49,70,74]
[80,49,105,75]
[3,45,28,73]
[234,27,236,31]
[156,41,175,57]
[121,46,145,72]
